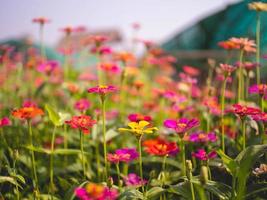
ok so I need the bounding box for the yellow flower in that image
[118,120,158,137]
[248,2,267,11]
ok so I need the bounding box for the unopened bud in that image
[186,160,193,171]
[13,149,19,160]
[107,176,113,188]
[200,166,209,185]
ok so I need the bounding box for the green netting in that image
[162,0,267,77]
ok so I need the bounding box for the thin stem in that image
[237,50,244,103]
[39,24,46,60]
[49,126,56,200]
[116,163,121,190]
[180,138,186,176]
[241,120,246,150]
[13,158,20,200]
[79,130,86,178]
[261,95,264,112]
[256,12,261,85]
[221,79,227,153]
[101,97,108,180]
[27,120,39,199]
[63,124,68,167]
[95,141,101,181]
[137,136,144,192]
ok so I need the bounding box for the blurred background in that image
[1,0,267,77]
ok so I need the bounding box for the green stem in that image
[256,12,261,85]
[261,95,264,112]
[49,126,56,200]
[221,79,227,153]
[137,136,144,192]
[241,120,246,150]
[101,97,108,180]
[180,138,186,176]
[40,24,46,60]
[27,120,39,199]
[187,163,195,200]
[237,50,244,103]
[13,158,20,200]
[95,141,101,181]
[63,124,68,167]
[116,163,121,190]
[79,130,86,178]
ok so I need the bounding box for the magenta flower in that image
[108,148,139,164]
[252,112,267,122]
[164,118,200,134]
[248,84,267,96]
[0,117,11,127]
[74,99,91,112]
[87,85,117,95]
[185,132,217,143]
[37,60,59,75]
[75,188,90,200]
[192,149,217,161]
[128,113,152,122]
[124,173,147,187]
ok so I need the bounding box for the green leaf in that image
[0,176,21,188]
[45,104,61,126]
[25,146,87,155]
[119,189,143,200]
[146,187,165,199]
[216,149,237,175]
[234,144,267,200]
[167,182,192,199]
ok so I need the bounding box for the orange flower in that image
[12,107,44,120]
[143,137,179,156]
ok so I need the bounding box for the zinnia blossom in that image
[107,148,139,164]
[164,118,199,134]
[192,149,217,161]
[0,117,11,127]
[118,120,158,137]
[184,132,217,143]
[219,63,236,77]
[251,112,267,122]
[124,173,147,187]
[128,113,152,122]
[100,63,121,74]
[37,60,59,75]
[65,115,96,134]
[182,65,200,77]
[74,99,91,112]
[230,104,261,119]
[12,106,44,120]
[248,2,267,11]
[229,37,256,53]
[248,84,267,96]
[143,137,179,156]
[87,85,117,95]
[75,183,118,200]
[32,17,50,25]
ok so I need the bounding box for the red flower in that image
[182,65,200,77]
[128,113,152,122]
[230,104,261,119]
[143,137,179,156]
[65,115,96,134]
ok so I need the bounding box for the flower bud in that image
[200,166,209,185]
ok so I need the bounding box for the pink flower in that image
[219,63,236,77]
[192,149,217,161]
[184,132,217,143]
[182,65,200,77]
[230,104,261,119]
[32,17,50,25]
[108,148,139,164]
[229,37,256,52]
[124,173,147,187]
[249,84,267,96]
[252,112,267,122]
[87,85,117,95]
[37,60,59,75]
[0,117,11,127]
[74,99,91,112]
[100,63,121,74]
[128,113,152,122]
[164,118,200,134]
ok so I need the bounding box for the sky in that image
[0,0,240,48]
